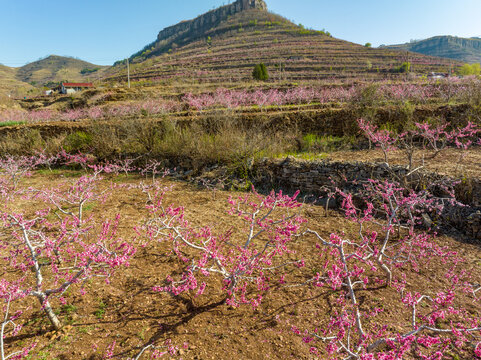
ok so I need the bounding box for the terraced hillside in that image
[104,3,459,84]
[0,64,34,103]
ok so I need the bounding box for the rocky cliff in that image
[156,0,267,42]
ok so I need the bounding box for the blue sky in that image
[1,0,480,67]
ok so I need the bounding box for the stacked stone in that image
[252,157,481,240]
[467,211,481,238]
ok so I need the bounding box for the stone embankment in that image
[248,157,481,240]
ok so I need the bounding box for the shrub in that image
[252,63,269,81]
[301,134,352,153]
[80,68,100,75]
[364,42,372,48]
[0,129,47,155]
[398,61,411,73]
[63,131,93,152]
[459,63,481,76]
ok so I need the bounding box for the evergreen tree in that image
[253,63,269,81]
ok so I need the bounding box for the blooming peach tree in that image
[289,120,481,358]
[297,178,481,358]
[0,156,136,333]
[0,280,36,360]
[141,185,306,308]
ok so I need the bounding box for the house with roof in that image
[58,82,94,94]
[427,72,448,80]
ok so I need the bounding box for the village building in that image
[427,72,448,79]
[58,82,94,94]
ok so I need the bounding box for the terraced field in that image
[104,9,459,84]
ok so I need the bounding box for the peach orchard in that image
[0,119,480,359]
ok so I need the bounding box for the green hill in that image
[104,0,458,84]
[383,36,481,64]
[0,55,108,99]
[15,55,108,86]
[0,56,108,102]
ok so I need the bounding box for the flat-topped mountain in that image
[128,0,268,61]
[384,36,481,64]
[156,0,267,43]
[106,0,457,83]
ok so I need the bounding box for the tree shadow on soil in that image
[114,295,227,359]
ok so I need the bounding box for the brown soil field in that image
[327,148,481,179]
[2,171,481,359]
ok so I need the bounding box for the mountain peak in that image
[155,0,267,44]
[125,0,269,61]
[238,0,268,11]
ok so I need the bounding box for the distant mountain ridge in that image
[383,36,481,64]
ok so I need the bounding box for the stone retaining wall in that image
[251,157,481,240]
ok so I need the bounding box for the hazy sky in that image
[1,0,480,67]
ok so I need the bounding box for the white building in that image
[59,82,94,94]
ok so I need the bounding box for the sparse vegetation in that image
[398,61,411,73]
[0,120,26,127]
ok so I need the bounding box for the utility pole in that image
[127,58,131,88]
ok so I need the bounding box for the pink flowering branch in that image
[303,226,480,357]
[141,186,305,308]
[131,339,179,360]
[295,175,480,358]
[357,118,479,174]
[36,171,109,224]
[0,156,38,191]
[2,211,135,330]
[140,160,170,183]
[357,119,396,164]
[1,159,136,331]
[0,281,36,360]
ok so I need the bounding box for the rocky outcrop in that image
[156,0,267,42]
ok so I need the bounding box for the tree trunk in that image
[37,294,61,330]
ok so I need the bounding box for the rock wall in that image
[157,0,267,42]
[252,157,481,240]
